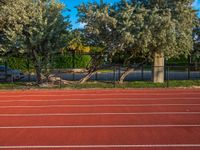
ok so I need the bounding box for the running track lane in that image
[0,89,200,150]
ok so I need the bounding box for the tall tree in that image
[77,0,196,83]
[77,1,117,83]
[144,0,195,83]
[117,0,195,83]
[0,0,70,84]
[112,0,151,83]
[77,0,150,83]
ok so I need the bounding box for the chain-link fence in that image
[1,65,199,81]
[1,55,200,88]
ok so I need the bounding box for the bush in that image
[52,54,91,68]
[0,57,34,72]
[0,54,91,72]
[166,57,188,65]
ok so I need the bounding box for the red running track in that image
[0,89,200,150]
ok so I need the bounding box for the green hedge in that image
[52,54,91,68]
[0,54,91,71]
[167,57,188,65]
[0,57,33,72]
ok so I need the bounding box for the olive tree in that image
[77,1,118,83]
[77,0,196,83]
[144,0,195,83]
[0,0,70,84]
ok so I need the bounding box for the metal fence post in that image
[72,51,75,81]
[95,72,98,81]
[113,66,116,87]
[73,72,75,81]
[188,56,191,80]
[141,64,144,81]
[73,51,75,68]
[4,60,8,82]
[188,65,190,80]
[118,65,121,81]
[59,71,62,89]
[11,72,14,89]
[27,59,31,82]
[59,77,62,89]
[167,66,169,88]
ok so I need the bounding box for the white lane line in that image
[0,144,200,149]
[0,125,200,129]
[0,89,198,92]
[0,97,199,103]
[0,93,199,97]
[0,104,200,108]
[0,112,200,117]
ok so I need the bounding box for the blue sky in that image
[60,0,200,29]
[60,0,119,29]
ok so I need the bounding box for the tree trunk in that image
[47,74,71,85]
[119,68,134,84]
[119,60,147,84]
[195,62,198,71]
[79,69,96,84]
[35,65,42,84]
[152,52,164,83]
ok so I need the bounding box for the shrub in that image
[52,54,91,68]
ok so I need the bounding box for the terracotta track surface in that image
[0,89,200,150]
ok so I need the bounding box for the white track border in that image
[0,144,200,149]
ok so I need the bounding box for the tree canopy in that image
[0,0,197,84]
[0,0,71,83]
[67,30,90,53]
[77,0,196,83]
[193,17,200,59]
[77,0,195,60]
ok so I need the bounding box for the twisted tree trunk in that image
[32,49,43,85]
[35,65,42,84]
[79,68,97,84]
[119,67,134,84]
[79,54,103,84]
[47,74,71,85]
[119,61,147,84]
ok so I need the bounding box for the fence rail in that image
[1,65,199,84]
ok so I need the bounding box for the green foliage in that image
[193,17,200,59]
[77,0,196,66]
[52,54,91,68]
[145,0,195,58]
[1,80,199,89]
[0,55,91,71]
[167,57,188,65]
[0,57,34,72]
[0,0,71,83]
[6,57,29,71]
[66,30,91,53]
